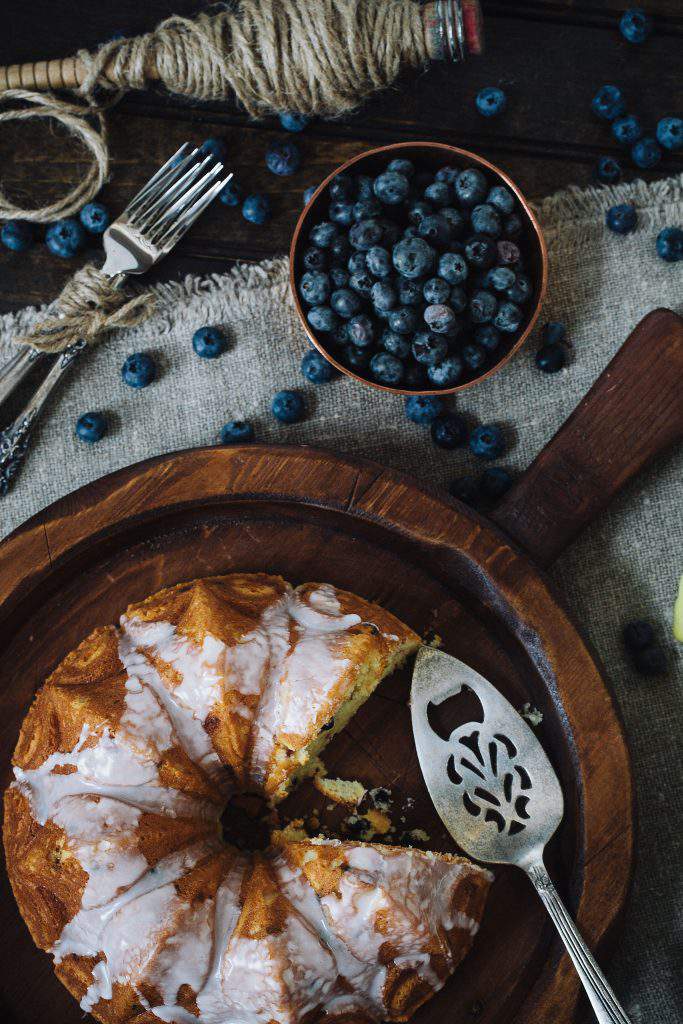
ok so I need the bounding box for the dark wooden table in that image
[0,0,681,315]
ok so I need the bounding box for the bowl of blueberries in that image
[290,142,547,394]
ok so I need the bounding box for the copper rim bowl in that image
[289,141,548,396]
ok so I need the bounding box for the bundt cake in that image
[3,573,492,1024]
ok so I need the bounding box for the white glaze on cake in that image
[10,581,487,1023]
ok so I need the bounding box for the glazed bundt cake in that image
[4,573,492,1024]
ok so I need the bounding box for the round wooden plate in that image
[0,443,634,1024]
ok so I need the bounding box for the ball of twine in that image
[0,89,109,223]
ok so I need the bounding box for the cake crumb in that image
[521,703,543,727]
[314,776,367,808]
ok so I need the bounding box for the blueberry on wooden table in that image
[199,137,228,162]
[612,114,643,146]
[301,350,336,384]
[631,137,662,169]
[242,194,270,224]
[279,112,309,132]
[45,217,85,258]
[656,227,683,263]
[606,204,637,234]
[470,424,505,460]
[595,157,622,184]
[121,352,156,388]
[220,420,255,444]
[619,7,652,44]
[220,180,242,206]
[80,202,110,234]
[476,86,507,118]
[193,326,228,359]
[272,390,305,423]
[656,117,683,152]
[404,395,443,424]
[591,85,626,122]
[265,139,301,176]
[431,412,469,449]
[1,220,33,252]
[75,412,106,443]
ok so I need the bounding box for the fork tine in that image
[154,174,233,250]
[129,155,219,233]
[144,165,226,245]
[124,144,194,217]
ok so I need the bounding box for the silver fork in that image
[0,144,231,495]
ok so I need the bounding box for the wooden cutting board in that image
[0,309,681,1024]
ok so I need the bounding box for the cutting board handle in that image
[489,307,683,568]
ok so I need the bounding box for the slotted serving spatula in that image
[411,646,631,1024]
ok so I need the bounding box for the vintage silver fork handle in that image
[526,861,632,1024]
[0,346,44,408]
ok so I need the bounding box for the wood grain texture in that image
[491,309,683,566]
[0,445,633,1024]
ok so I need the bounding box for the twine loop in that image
[16,264,156,353]
[0,89,109,223]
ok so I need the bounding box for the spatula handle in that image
[490,308,683,568]
[526,862,632,1024]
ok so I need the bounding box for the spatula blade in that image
[410,646,563,867]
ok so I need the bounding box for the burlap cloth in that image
[1,173,681,1020]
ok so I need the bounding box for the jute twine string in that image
[15,264,156,353]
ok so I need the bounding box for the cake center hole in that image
[221,794,273,851]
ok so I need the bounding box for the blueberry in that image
[503,213,524,238]
[387,157,415,178]
[279,112,309,132]
[612,114,642,146]
[331,322,350,346]
[427,355,463,387]
[476,86,507,117]
[329,174,354,202]
[485,266,516,293]
[656,227,683,263]
[302,349,336,383]
[348,314,375,347]
[619,7,652,44]
[424,304,457,335]
[370,351,404,385]
[424,181,452,208]
[480,467,513,501]
[307,305,338,332]
[606,203,637,235]
[418,214,451,248]
[404,362,429,389]
[431,413,468,449]
[631,137,662,169]
[75,411,106,443]
[266,139,301,176]
[449,476,480,506]
[408,199,433,225]
[331,288,362,318]
[470,423,504,459]
[329,200,354,226]
[472,203,502,237]
[371,280,397,312]
[303,186,317,205]
[486,186,515,215]
[475,324,502,351]
[470,290,498,324]
[454,169,488,207]
[121,352,155,388]
[381,329,410,358]
[374,171,410,205]
[242,194,270,224]
[397,278,424,306]
[220,179,243,206]
[438,251,468,284]
[494,301,523,333]
[45,217,85,258]
[412,331,448,366]
[392,237,436,279]
[310,221,338,248]
[656,116,683,152]
[272,389,305,423]
[403,225,420,239]
[199,138,228,162]
[622,620,655,651]
[193,325,228,359]
[349,271,374,297]
[388,307,419,334]
[366,246,392,278]
[302,246,327,272]
[343,343,371,371]
[379,219,402,248]
[328,235,350,266]
[299,270,330,305]
[632,644,667,675]
[542,322,566,344]
[348,252,367,275]
[423,277,451,305]
[462,343,487,372]
[449,285,468,313]
[349,218,383,251]
[536,343,566,373]
[464,236,497,269]
[353,197,382,222]
[440,207,466,236]
[1,220,33,252]
[591,85,626,122]
[80,201,110,234]
[435,165,459,184]
[595,156,622,185]
[496,240,522,266]
[220,420,255,444]
[405,394,443,424]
